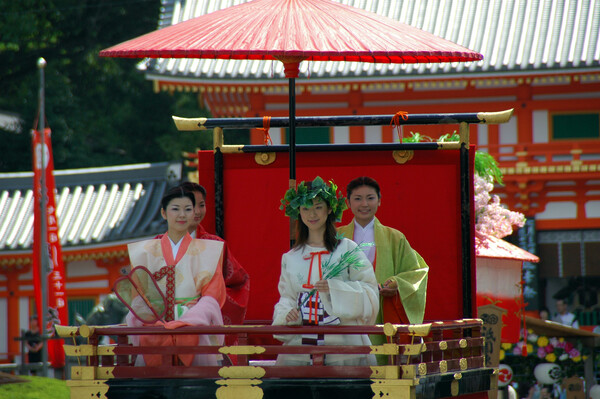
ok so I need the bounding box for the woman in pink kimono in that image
[125,186,226,366]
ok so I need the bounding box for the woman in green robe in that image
[338,176,428,345]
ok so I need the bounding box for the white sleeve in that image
[320,240,379,325]
[272,253,301,326]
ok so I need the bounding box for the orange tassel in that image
[390,111,409,142]
[257,116,272,145]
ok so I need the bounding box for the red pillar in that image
[6,270,22,361]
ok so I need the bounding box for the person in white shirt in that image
[552,298,579,328]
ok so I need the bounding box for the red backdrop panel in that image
[198,148,475,322]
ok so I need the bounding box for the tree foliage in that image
[0,0,230,172]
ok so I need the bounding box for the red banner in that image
[32,127,68,368]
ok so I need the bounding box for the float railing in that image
[57,318,494,399]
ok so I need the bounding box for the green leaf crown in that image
[280,176,348,222]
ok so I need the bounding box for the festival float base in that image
[57,319,495,399]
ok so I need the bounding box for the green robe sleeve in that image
[338,219,428,325]
[373,218,428,324]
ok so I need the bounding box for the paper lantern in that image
[533,363,561,385]
[498,364,514,387]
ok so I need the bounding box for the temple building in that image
[0,162,181,361]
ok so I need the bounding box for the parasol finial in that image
[275,56,307,78]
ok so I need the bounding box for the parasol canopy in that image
[99,0,483,77]
[99,0,483,185]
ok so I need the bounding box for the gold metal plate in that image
[370,366,400,379]
[370,343,399,355]
[219,346,266,355]
[407,323,432,336]
[218,366,266,379]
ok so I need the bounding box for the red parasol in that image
[100,0,483,183]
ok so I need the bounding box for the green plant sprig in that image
[300,242,373,305]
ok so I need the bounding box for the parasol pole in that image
[288,77,296,247]
[289,76,296,183]
[279,57,304,247]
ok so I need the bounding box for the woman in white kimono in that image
[273,177,379,366]
[124,186,226,366]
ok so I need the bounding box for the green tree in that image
[0,0,233,172]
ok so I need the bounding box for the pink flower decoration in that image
[569,348,580,358]
[513,346,522,356]
[537,347,546,358]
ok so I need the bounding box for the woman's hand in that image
[286,308,300,323]
[314,279,330,293]
[379,279,398,297]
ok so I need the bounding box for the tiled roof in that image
[146,0,600,81]
[475,232,539,263]
[0,162,181,254]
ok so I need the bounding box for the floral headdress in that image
[280,176,347,222]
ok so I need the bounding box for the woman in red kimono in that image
[179,182,250,333]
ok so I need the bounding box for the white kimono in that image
[272,238,379,365]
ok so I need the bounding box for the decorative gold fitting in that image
[97,345,116,356]
[418,363,427,376]
[215,378,263,386]
[451,380,460,396]
[172,116,207,131]
[402,343,426,356]
[400,365,417,379]
[476,109,514,124]
[219,346,266,355]
[255,152,276,165]
[407,323,432,336]
[371,343,399,355]
[370,365,400,379]
[458,339,468,348]
[79,325,94,338]
[393,150,414,164]
[219,145,245,153]
[459,358,468,370]
[454,373,462,380]
[218,366,266,379]
[383,323,398,337]
[64,345,96,357]
[439,360,447,373]
[96,367,115,379]
[439,341,448,350]
[55,325,79,338]
[71,366,96,380]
